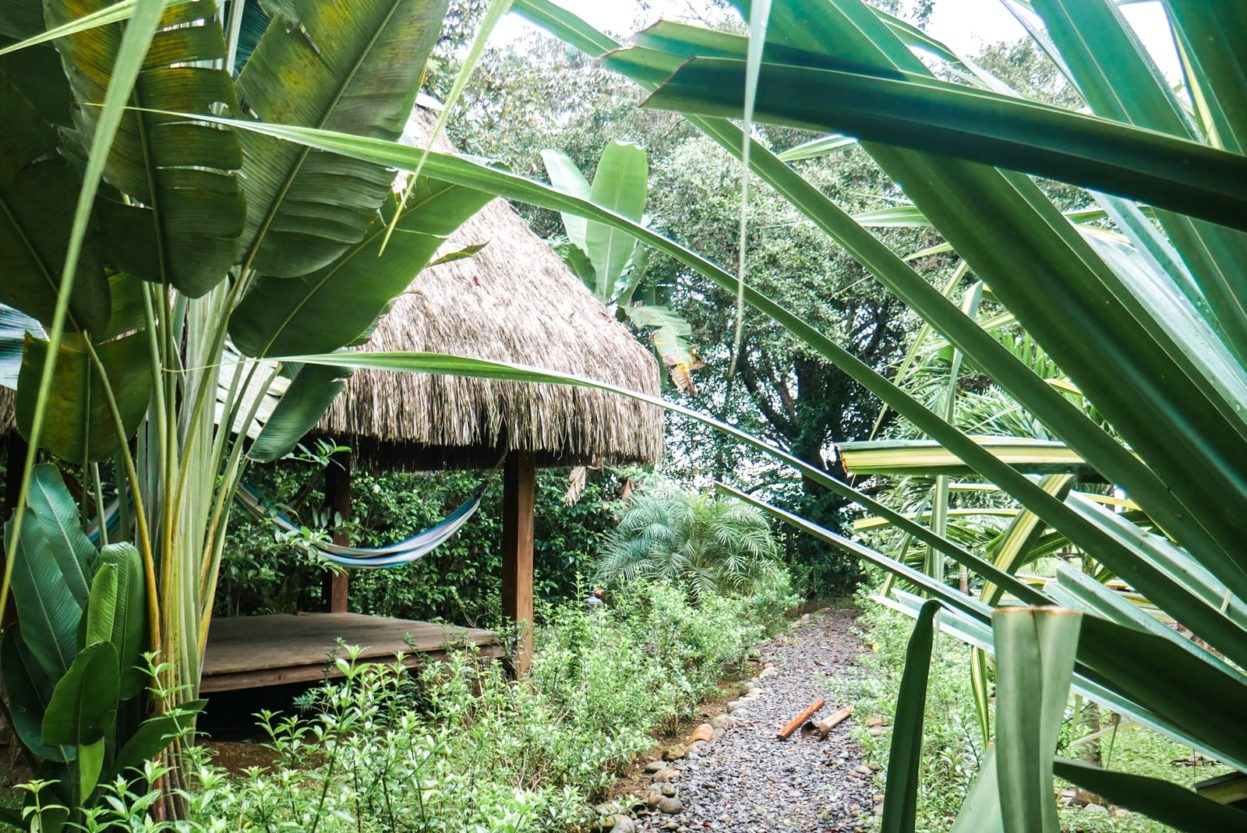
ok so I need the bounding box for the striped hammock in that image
[234,482,484,569]
[87,483,484,570]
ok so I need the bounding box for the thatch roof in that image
[315,109,663,470]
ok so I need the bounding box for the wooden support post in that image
[501,451,535,675]
[323,450,351,614]
[1,433,27,626]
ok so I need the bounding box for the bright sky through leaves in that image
[497,0,1180,79]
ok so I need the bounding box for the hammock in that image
[234,482,485,569]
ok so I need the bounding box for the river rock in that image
[658,797,684,814]
[689,723,714,743]
[607,815,636,833]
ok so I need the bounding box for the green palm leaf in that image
[235,0,448,278]
[48,0,245,296]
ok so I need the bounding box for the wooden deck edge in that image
[200,643,508,693]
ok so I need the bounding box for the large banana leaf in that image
[27,465,96,608]
[84,543,147,699]
[0,626,74,763]
[230,180,492,357]
[247,363,350,463]
[16,332,153,462]
[0,64,108,331]
[584,140,647,300]
[235,0,448,277]
[5,507,83,680]
[47,0,244,296]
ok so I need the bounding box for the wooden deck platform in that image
[201,613,503,693]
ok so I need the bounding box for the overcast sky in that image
[496,0,1180,78]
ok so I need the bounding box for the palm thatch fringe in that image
[315,109,663,470]
[0,388,12,436]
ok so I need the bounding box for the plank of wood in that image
[777,698,826,740]
[200,643,506,693]
[202,613,499,682]
[812,706,853,736]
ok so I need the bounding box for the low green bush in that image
[14,575,797,833]
[596,483,782,601]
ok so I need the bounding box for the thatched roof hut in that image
[316,108,663,471]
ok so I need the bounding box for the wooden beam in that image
[1,433,27,627]
[502,451,535,675]
[323,450,351,614]
[778,698,826,740]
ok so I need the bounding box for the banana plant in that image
[542,141,704,392]
[0,465,202,830]
[0,0,493,809]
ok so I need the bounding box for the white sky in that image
[496,0,1180,78]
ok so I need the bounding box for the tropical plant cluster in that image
[3,0,1247,830]
[596,483,783,601]
[10,575,796,833]
[839,585,1213,833]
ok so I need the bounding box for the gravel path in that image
[632,607,875,833]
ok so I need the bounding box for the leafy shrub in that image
[596,483,781,600]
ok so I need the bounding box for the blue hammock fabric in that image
[86,499,125,547]
[235,482,484,569]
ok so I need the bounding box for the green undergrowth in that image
[834,583,1214,833]
[9,574,796,833]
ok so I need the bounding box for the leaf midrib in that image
[253,183,453,357]
[240,0,408,276]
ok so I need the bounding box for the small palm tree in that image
[597,486,779,600]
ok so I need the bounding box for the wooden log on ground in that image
[778,698,825,740]
[810,706,853,737]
